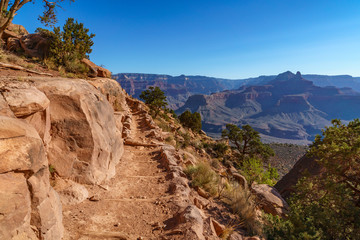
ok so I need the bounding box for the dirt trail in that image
[63,106,178,239]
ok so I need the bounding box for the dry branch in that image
[0,61,53,76]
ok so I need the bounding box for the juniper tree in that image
[221,123,274,160]
[139,86,168,118]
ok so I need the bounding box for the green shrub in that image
[179,110,202,133]
[36,18,94,73]
[240,157,279,186]
[139,86,168,118]
[212,142,229,157]
[265,119,360,239]
[222,124,274,161]
[169,109,177,118]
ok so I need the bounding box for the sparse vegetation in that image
[223,183,262,235]
[241,157,279,186]
[179,110,202,133]
[222,124,274,162]
[265,119,360,239]
[221,123,278,185]
[185,162,219,196]
[36,18,94,75]
[139,86,168,118]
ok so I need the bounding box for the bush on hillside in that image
[222,124,274,162]
[178,110,202,133]
[185,162,219,196]
[241,157,279,186]
[37,18,95,73]
[139,86,168,118]
[224,183,262,235]
[266,119,360,239]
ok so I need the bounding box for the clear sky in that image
[12,0,360,78]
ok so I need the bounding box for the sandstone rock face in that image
[0,116,63,240]
[251,184,289,217]
[55,178,89,205]
[0,94,15,117]
[81,58,112,78]
[35,79,122,184]
[0,173,36,240]
[7,23,29,36]
[88,78,128,113]
[1,82,52,146]
[2,86,50,117]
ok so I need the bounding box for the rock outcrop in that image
[82,58,112,78]
[251,184,289,217]
[0,76,127,239]
[35,78,123,184]
[275,154,323,199]
[0,116,63,240]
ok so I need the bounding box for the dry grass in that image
[185,162,219,196]
[154,118,172,132]
[223,183,262,236]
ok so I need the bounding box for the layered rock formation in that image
[113,73,245,109]
[176,71,360,144]
[0,77,126,239]
[114,72,360,111]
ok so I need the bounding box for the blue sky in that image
[13,0,360,78]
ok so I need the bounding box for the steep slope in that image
[176,71,360,144]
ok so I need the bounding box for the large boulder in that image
[7,23,29,36]
[20,34,49,58]
[35,78,123,184]
[275,154,322,199]
[251,184,289,217]
[0,116,63,240]
[88,78,128,112]
[2,86,50,118]
[177,205,206,240]
[6,37,22,52]
[1,82,51,146]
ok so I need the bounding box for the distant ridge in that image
[175,71,360,144]
[113,72,360,109]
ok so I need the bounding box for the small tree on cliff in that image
[0,0,75,38]
[222,124,277,185]
[139,86,167,118]
[37,18,95,70]
[222,123,274,161]
[179,110,202,133]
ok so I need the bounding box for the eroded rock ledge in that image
[0,77,126,239]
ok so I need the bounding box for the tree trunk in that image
[0,0,21,39]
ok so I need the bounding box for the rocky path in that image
[62,106,178,239]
